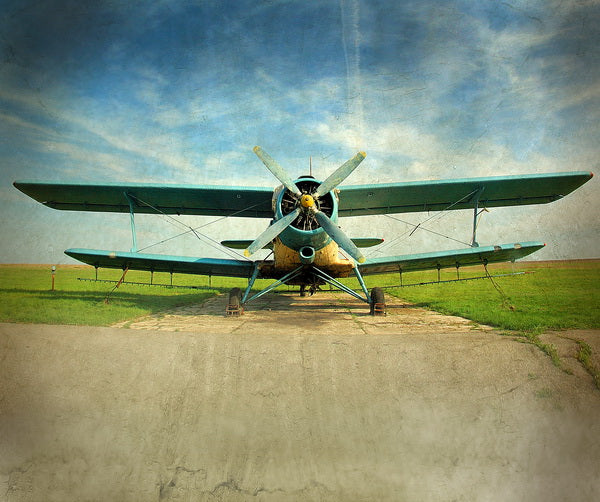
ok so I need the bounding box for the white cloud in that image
[2,0,597,261]
[0,111,58,138]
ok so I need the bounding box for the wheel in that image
[226,287,243,315]
[370,287,385,315]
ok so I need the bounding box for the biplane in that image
[14,146,592,314]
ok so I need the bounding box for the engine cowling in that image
[272,177,338,252]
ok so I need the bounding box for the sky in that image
[1,0,598,264]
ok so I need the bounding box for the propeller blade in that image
[244,208,301,257]
[314,211,365,263]
[313,151,366,198]
[253,146,301,196]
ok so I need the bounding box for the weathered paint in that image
[64,248,256,278]
[358,241,546,276]
[13,181,274,217]
[253,238,355,282]
[337,171,593,216]
[14,171,592,219]
[220,238,383,250]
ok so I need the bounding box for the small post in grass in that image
[51,265,56,291]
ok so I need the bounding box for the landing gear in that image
[223,264,381,316]
[300,283,319,297]
[226,287,243,315]
[370,287,386,316]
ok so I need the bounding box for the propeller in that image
[253,146,301,196]
[313,151,366,198]
[314,210,365,263]
[245,147,367,262]
[244,207,301,257]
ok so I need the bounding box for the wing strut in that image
[125,193,138,252]
[470,186,485,248]
[241,263,261,303]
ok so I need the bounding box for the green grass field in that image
[0,265,248,325]
[369,260,600,334]
[0,261,599,332]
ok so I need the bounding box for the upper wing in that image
[65,248,256,278]
[15,171,593,218]
[339,172,593,216]
[358,241,545,276]
[14,181,274,218]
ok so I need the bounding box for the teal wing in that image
[358,242,545,276]
[339,172,593,216]
[220,237,384,249]
[14,181,273,218]
[221,240,274,250]
[65,249,257,278]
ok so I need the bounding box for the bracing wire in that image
[104,266,129,304]
[126,194,263,261]
[384,214,471,247]
[136,202,266,254]
[366,188,479,257]
[483,262,515,310]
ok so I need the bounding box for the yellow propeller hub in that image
[300,194,315,208]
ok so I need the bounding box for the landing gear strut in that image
[224,265,382,315]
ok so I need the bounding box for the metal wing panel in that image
[65,248,257,278]
[358,242,545,276]
[219,238,383,250]
[221,240,273,250]
[338,172,593,216]
[14,181,274,218]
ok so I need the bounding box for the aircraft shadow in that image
[0,288,214,307]
[1,288,385,324]
[229,290,375,319]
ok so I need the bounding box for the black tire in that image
[227,287,242,314]
[370,287,385,315]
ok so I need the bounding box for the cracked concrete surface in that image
[1,292,599,501]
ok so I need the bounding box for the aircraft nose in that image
[300,194,315,208]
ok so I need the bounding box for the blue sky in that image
[1,0,598,264]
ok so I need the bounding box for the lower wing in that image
[358,242,545,276]
[65,248,256,278]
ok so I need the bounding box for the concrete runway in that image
[1,292,600,501]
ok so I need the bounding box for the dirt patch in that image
[112,291,492,336]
